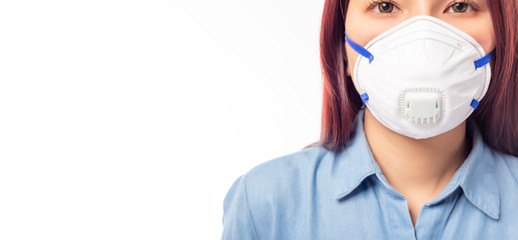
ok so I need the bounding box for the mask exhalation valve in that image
[401,89,443,124]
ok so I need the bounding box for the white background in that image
[0,0,324,239]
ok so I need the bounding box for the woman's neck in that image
[363,108,470,199]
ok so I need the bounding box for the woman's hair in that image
[307,0,518,156]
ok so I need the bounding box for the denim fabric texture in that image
[221,110,518,239]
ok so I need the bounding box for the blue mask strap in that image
[474,49,495,70]
[344,30,374,64]
[471,49,496,109]
[360,93,369,108]
[360,93,369,104]
[470,99,480,110]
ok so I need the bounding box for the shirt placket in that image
[375,175,417,240]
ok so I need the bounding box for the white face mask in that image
[345,15,495,139]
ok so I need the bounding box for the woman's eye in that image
[369,1,477,15]
[375,2,396,14]
[447,2,474,13]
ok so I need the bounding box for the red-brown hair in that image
[307,0,518,156]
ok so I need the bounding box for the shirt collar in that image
[330,110,500,220]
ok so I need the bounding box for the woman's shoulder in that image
[245,145,331,180]
[230,144,332,205]
[222,145,333,239]
[490,149,518,192]
[492,148,518,166]
[245,146,329,188]
[492,149,518,176]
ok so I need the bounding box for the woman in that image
[222,0,518,239]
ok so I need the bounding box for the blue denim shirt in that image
[221,110,518,239]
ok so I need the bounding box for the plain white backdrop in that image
[0,0,324,239]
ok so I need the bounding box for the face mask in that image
[345,15,495,139]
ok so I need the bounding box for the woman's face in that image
[344,0,496,79]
